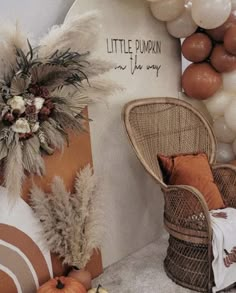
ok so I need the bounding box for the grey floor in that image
[92,234,236,293]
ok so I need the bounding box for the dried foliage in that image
[30,165,104,268]
[0,11,115,199]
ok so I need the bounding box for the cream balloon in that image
[223,70,236,93]
[150,0,185,22]
[232,138,236,155]
[213,116,235,143]
[203,90,233,119]
[166,7,198,38]
[216,142,235,163]
[191,0,231,29]
[224,99,236,131]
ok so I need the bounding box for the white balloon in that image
[223,70,236,94]
[225,99,236,131]
[232,138,236,155]
[185,0,192,9]
[191,0,231,29]
[204,90,233,119]
[213,117,235,143]
[166,7,197,38]
[216,142,235,163]
[150,0,185,22]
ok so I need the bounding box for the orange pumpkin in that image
[37,276,86,293]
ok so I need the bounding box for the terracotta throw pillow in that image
[157,153,225,210]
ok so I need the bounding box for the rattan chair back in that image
[123,97,217,187]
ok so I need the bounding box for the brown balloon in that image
[210,44,236,72]
[224,26,236,55]
[206,10,236,42]
[182,33,212,63]
[182,63,222,100]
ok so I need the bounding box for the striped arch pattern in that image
[0,224,51,293]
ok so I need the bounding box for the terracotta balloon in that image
[182,63,222,100]
[182,33,212,63]
[224,26,236,55]
[206,10,236,42]
[210,44,236,72]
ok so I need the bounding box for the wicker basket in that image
[123,97,236,292]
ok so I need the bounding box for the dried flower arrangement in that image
[30,165,103,269]
[0,11,115,199]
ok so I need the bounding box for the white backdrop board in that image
[66,0,181,267]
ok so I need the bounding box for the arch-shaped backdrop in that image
[66,0,181,267]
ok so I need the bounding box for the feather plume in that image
[22,136,45,175]
[81,58,114,79]
[38,11,101,59]
[71,165,104,267]
[51,77,120,109]
[30,185,57,242]
[30,165,104,268]
[4,137,24,200]
[0,22,28,78]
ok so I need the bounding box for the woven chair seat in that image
[123,97,236,292]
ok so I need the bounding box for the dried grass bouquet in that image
[30,165,103,269]
[0,12,115,198]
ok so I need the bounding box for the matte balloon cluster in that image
[149,0,236,163]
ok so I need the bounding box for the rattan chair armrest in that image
[162,184,212,243]
[212,164,236,208]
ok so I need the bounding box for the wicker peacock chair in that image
[122,97,236,292]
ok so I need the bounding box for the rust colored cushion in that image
[158,153,225,210]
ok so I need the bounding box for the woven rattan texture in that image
[123,97,236,292]
[127,100,215,185]
[213,166,236,208]
[164,236,209,292]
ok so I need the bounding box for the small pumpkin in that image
[37,276,86,293]
[68,268,92,290]
[88,284,108,293]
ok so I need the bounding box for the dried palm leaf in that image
[10,75,32,96]
[53,104,87,132]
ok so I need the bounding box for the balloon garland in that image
[148,0,236,163]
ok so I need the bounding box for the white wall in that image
[0,0,75,39]
[67,0,182,267]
